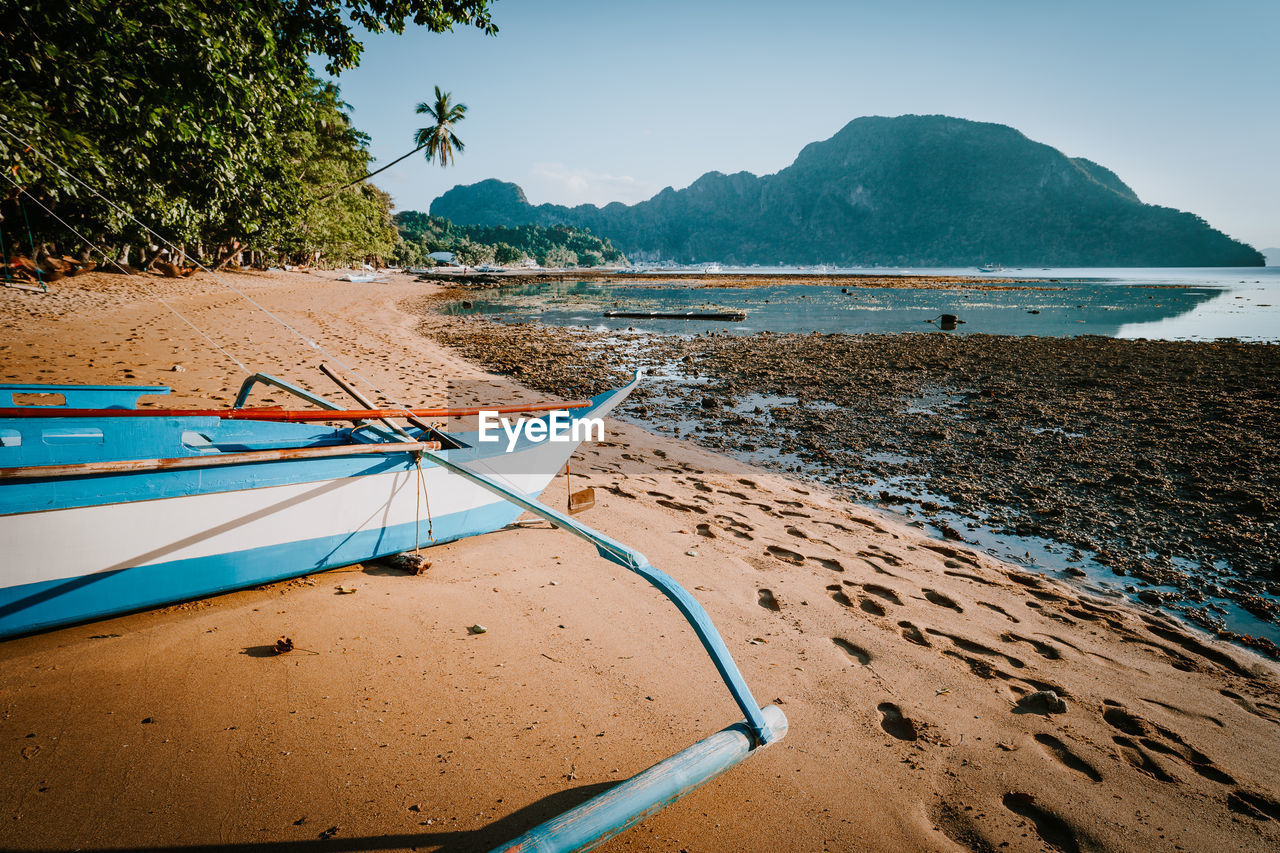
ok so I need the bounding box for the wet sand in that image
[2,270,1279,852]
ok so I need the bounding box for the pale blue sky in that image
[319,0,1280,248]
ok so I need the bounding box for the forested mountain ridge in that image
[392,211,623,267]
[431,115,1263,267]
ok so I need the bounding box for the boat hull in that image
[0,379,636,638]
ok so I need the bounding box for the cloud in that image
[525,163,658,207]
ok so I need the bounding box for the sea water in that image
[444,266,1280,647]
[445,266,1280,341]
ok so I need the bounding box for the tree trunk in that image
[209,240,242,272]
[140,244,166,271]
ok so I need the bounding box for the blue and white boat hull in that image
[0,380,634,638]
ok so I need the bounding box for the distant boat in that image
[703,263,723,273]
[977,264,1005,273]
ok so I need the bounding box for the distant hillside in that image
[391,211,623,268]
[431,115,1263,267]
[1264,248,1280,267]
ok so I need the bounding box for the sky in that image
[318,0,1280,250]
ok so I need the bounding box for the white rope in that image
[3,130,563,499]
[0,172,251,375]
[1,127,392,402]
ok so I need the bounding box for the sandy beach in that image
[3,270,1280,852]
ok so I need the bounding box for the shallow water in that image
[445,266,1280,341]
[435,267,1280,651]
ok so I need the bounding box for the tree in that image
[414,87,468,168]
[320,85,467,198]
[0,1,495,264]
[493,243,522,265]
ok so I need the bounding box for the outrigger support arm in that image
[426,449,787,851]
[424,448,783,747]
[233,372,343,410]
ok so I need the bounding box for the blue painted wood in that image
[0,499,525,638]
[0,383,169,409]
[0,377,639,635]
[494,705,787,853]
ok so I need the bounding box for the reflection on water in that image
[445,267,1280,341]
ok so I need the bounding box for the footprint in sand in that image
[757,588,781,612]
[944,569,996,586]
[943,650,1008,681]
[1102,701,1235,784]
[1143,623,1251,676]
[1112,735,1177,782]
[832,637,871,666]
[828,587,856,608]
[861,598,887,617]
[1220,689,1280,724]
[736,478,758,489]
[1000,793,1084,853]
[1000,632,1061,660]
[1033,734,1102,782]
[765,545,805,565]
[927,628,1025,669]
[865,546,904,566]
[841,515,893,535]
[898,621,929,646]
[656,498,707,515]
[923,589,963,612]
[976,601,1020,623]
[1228,789,1280,821]
[863,584,903,605]
[813,556,844,572]
[877,702,918,741]
[695,523,716,539]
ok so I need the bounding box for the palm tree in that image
[413,87,467,167]
[316,87,466,200]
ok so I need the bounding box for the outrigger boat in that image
[0,367,787,852]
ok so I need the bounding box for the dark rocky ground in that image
[413,301,1280,657]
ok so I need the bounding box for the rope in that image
[0,210,9,284]
[2,129,557,502]
[0,173,250,374]
[414,454,433,547]
[0,127,393,404]
[15,170,45,292]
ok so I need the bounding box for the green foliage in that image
[0,0,493,264]
[391,212,625,267]
[276,81,396,263]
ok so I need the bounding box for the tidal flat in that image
[418,304,1280,656]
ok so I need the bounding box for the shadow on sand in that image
[3,781,619,853]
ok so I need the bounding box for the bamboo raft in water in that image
[604,309,746,321]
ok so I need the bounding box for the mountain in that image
[430,115,1263,267]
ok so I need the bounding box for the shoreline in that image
[419,310,1280,657]
[2,270,1279,852]
[415,269,1067,290]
